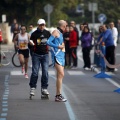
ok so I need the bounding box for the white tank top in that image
[18,33,29,49]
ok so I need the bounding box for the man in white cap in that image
[29,19,51,99]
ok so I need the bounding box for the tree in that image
[0,0,120,26]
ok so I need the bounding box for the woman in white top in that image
[14,25,30,79]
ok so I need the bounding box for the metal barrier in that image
[94,42,111,78]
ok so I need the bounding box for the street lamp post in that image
[88,2,98,37]
[89,2,98,65]
[44,4,53,28]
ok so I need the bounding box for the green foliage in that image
[0,0,120,27]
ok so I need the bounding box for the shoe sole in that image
[55,99,67,102]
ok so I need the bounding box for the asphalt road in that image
[1,43,120,120]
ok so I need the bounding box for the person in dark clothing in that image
[83,22,94,48]
[11,19,17,34]
[63,26,70,67]
[81,26,92,70]
[12,23,20,52]
[29,19,51,98]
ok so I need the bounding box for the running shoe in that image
[25,73,29,79]
[55,94,67,102]
[22,67,25,73]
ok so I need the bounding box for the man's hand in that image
[65,38,69,41]
[29,40,35,46]
[58,45,64,49]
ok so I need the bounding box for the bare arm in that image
[52,30,65,49]
[47,30,64,49]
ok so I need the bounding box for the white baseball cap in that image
[37,19,46,25]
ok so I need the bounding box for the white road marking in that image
[95,69,120,88]
[67,71,85,75]
[11,70,84,76]
[11,71,23,75]
[39,70,56,75]
[105,72,115,75]
[78,48,120,89]
[50,75,77,120]
[0,75,9,120]
[116,53,120,56]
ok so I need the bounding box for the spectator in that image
[79,23,84,40]
[98,24,115,72]
[28,24,34,36]
[70,21,79,45]
[28,24,34,67]
[117,19,120,43]
[109,22,118,47]
[97,26,104,44]
[95,26,104,67]
[63,26,70,68]
[11,19,17,35]
[109,22,118,71]
[28,24,34,57]
[81,26,92,70]
[69,25,78,69]
[12,23,20,52]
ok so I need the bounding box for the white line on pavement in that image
[50,75,77,120]
[95,69,120,88]
[67,71,85,75]
[77,48,120,89]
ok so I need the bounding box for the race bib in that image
[19,42,26,49]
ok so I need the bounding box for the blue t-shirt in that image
[102,29,114,47]
[47,30,65,66]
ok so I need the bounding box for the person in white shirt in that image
[109,22,118,46]
[109,22,118,71]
